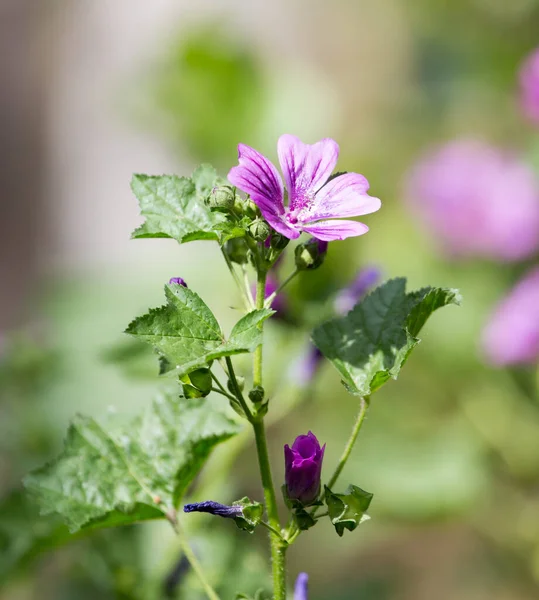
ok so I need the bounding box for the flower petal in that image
[302,172,381,221]
[228,143,285,218]
[277,134,339,211]
[302,219,369,241]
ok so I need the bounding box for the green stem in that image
[252,418,287,600]
[224,356,252,420]
[220,247,252,310]
[253,270,267,387]
[264,269,299,308]
[327,396,370,490]
[172,519,221,600]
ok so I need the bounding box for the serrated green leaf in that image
[131,167,250,245]
[24,394,240,533]
[324,485,373,537]
[312,278,461,396]
[126,284,273,377]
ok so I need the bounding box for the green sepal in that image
[312,278,461,397]
[126,284,274,377]
[180,367,212,398]
[232,497,264,533]
[293,507,316,531]
[324,484,373,537]
[281,485,321,530]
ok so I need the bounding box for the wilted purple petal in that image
[285,432,325,504]
[482,267,539,366]
[302,219,369,241]
[277,134,339,212]
[519,47,539,125]
[169,277,188,287]
[183,501,243,519]
[406,140,539,261]
[334,266,381,314]
[294,573,309,600]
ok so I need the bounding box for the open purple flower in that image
[519,47,539,125]
[228,134,381,241]
[285,431,325,504]
[294,573,309,600]
[482,267,539,366]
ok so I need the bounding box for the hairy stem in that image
[253,269,267,387]
[327,396,370,490]
[172,519,221,600]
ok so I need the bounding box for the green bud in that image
[224,238,250,265]
[268,231,290,251]
[180,368,212,398]
[228,375,245,395]
[294,238,328,271]
[249,220,271,242]
[248,385,265,404]
[209,185,236,211]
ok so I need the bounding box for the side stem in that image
[172,519,221,600]
[327,396,370,490]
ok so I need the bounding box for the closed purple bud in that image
[334,266,380,314]
[183,500,243,519]
[294,573,309,600]
[519,47,539,126]
[284,431,325,504]
[169,277,188,287]
[481,267,539,366]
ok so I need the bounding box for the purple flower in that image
[406,140,539,261]
[228,134,381,241]
[334,266,381,314]
[292,346,324,387]
[284,431,325,504]
[482,267,539,366]
[519,47,539,125]
[183,500,243,519]
[169,277,188,287]
[294,573,309,600]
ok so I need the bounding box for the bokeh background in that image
[2,1,539,599]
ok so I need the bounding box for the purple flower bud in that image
[169,277,188,287]
[481,267,539,366]
[334,266,381,314]
[519,47,539,126]
[284,431,325,504]
[294,573,309,600]
[406,140,539,262]
[183,500,243,519]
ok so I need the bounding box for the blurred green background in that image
[1,1,539,599]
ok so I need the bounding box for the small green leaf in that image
[324,485,373,537]
[126,284,273,377]
[312,278,461,396]
[24,394,240,533]
[293,507,316,531]
[232,497,264,533]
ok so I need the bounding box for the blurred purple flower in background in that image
[169,277,188,287]
[228,134,381,241]
[406,140,539,261]
[294,346,324,388]
[294,573,309,600]
[334,265,380,314]
[482,267,539,366]
[284,431,325,504]
[519,47,539,125]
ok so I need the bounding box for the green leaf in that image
[24,394,240,533]
[312,278,461,396]
[126,284,273,377]
[232,497,264,533]
[324,485,373,537]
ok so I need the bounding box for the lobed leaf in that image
[312,278,461,396]
[126,284,273,377]
[24,394,240,533]
[324,484,373,537]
